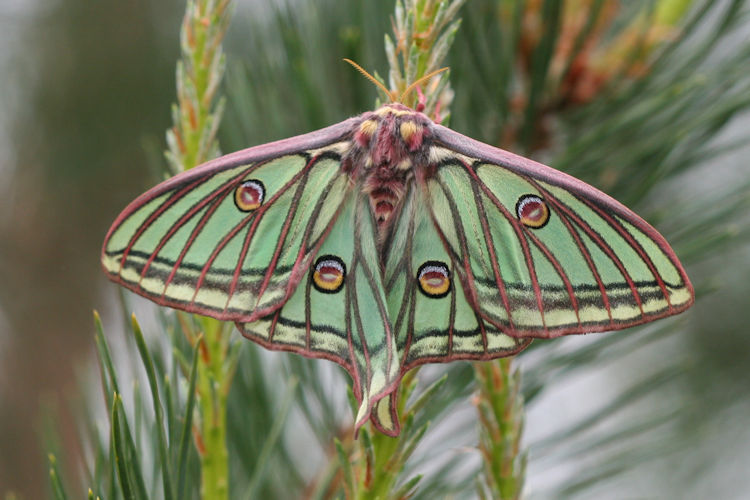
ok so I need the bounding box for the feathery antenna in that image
[343,58,449,105]
[343,58,396,102]
[399,67,449,103]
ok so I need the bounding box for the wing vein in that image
[427,179,484,325]
[460,167,548,333]
[244,165,312,307]
[534,185,613,324]
[401,281,418,369]
[189,154,313,305]
[356,197,395,377]
[138,173,232,281]
[349,262,373,405]
[434,176,496,346]
[523,229,582,326]
[393,205,416,361]
[344,271,362,402]
[159,168,253,293]
[578,197,673,311]
[119,176,207,270]
[467,170,516,331]
[305,275,312,350]
[531,180,645,317]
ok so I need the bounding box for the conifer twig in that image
[166,1,235,499]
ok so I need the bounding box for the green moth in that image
[102,101,693,436]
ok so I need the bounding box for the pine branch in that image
[166,0,231,174]
[165,2,235,498]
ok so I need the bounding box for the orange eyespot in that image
[516,194,550,228]
[417,261,451,298]
[235,180,265,212]
[312,255,346,293]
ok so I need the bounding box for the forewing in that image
[426,126,694,338]
[101,120,356,322]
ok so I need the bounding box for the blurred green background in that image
[1,0,750,498]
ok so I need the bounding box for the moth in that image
[102,89,693,436]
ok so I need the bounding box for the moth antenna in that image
[343,58,396,102]
[399,67,449,103]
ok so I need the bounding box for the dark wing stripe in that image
[355,199,394,378]
[120,176,207,270]
[400,280,418,366]
[578,197,673,312]
[238,318,355,374]
[459,169,549,333]
[448,272,456,356]
[428,180,484,317]
[403,341,532,372]
[158,171,250,293]
[531,180,645,316]
[523,229,582,325]
[188,155,313,301]
[349,264,373,395]
[234,165,311,306]
[467,168,516,331]
[304,275,312,350]
[540,189,613,323]
[344,272,362,402]
[248,164,348,313]
[138,168,247,281]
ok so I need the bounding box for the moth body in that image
[347,104,434,238]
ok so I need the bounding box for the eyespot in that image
[516,194,550,228]
[417,261,451,298]
[235,180,265,212]
[312,255,346,293]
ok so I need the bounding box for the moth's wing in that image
[237,191,401,436]
[384,186,531,364]
[425,125,694,338]
[370,185,531,434]
[101,118,357,322]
